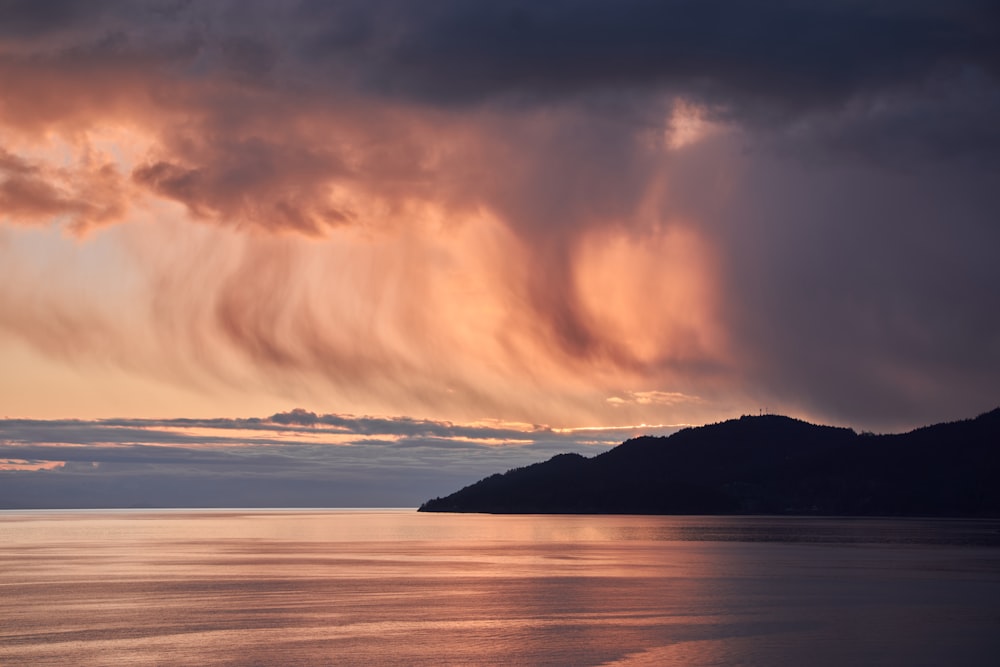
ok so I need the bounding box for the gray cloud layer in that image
[0,410,680,508]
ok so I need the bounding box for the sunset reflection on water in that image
[2,510,999,665]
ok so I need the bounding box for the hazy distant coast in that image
[420,409,1000,516]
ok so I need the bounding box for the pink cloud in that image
[0,1,996,433]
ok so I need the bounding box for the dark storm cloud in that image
[322,0,1000,171]
[162,0,1000,167]
[288,1,989,99]
[0,0,997,433]
[0,0,115,36]
[711,152,1000,428]
[7,1,997,120]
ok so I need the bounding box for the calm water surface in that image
[2,510,999,666]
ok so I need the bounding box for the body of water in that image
[2,510,999,665]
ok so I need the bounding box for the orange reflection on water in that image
[2,511,999,666]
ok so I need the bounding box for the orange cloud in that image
[2,2,993,433]
[0,459,65,472]
[0,22,732,424]
[0,148,127,233]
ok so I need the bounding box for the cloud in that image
[0,410,675,449]
[0,148,128,233]
[299,1,999,108]
[607,391,701,407]
[0,0,997,434]
[0,410,681,507]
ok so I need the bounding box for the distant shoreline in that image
[420,409,1000,517]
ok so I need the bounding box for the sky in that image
[1,0,998,507]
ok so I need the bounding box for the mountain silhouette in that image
[419,408,1000,516]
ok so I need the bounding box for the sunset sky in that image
[2,1,998,507]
